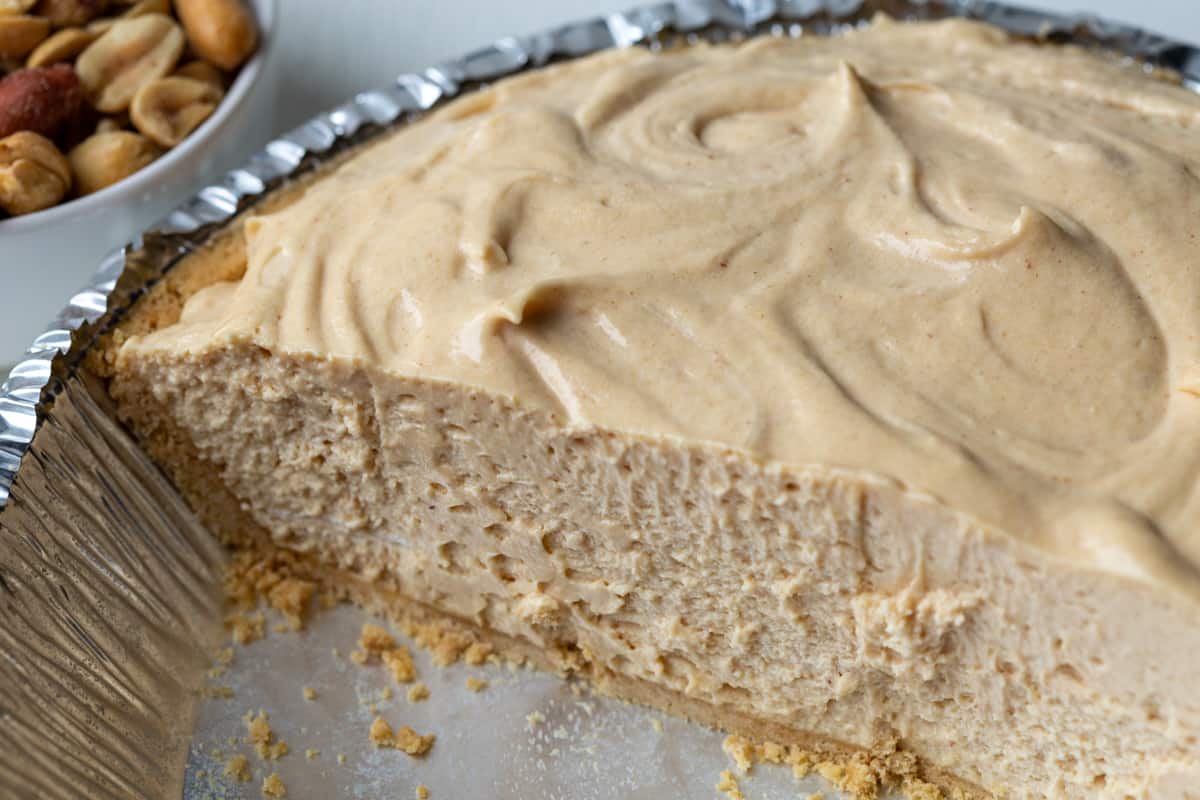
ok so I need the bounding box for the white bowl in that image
[0,0,277,367]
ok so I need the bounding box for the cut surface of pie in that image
[95,17,1200,799]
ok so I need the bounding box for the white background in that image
[4,0,1198,368]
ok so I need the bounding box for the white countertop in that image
[3,0,1197,368]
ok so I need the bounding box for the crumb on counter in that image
[818,761,876,797]
[526,711,545,728]
[395,725,436,756]
[416,785,430,799]
[368,716,435,756]
[383,646,417,683]
[223,754,250,783]
[360,623,397,653]
[261,771,286,798]
[407,682,429,702]
[407,622,472,667]
[716,769,745,800]
[244,710,288,760]
[723,734,755,774]
[463,642,493,666]
[369,717,394,748]
[305,748,319,760]
[465,677,488,693]
[713,734,947,800]
[227,611,266,645]
[302,686,317,701]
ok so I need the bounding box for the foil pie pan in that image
[1,2,1197,798]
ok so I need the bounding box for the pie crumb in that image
[382,685,394,700]
[243,710,287,760]
[223,754,250,782]
[650,718,663,732]
[350,649,369,665]
[368,716,436,756]
[407,622,472,667]
[361,623,398,653]
[416,785,430,799]
[383,647,417,683]
[305,748,319,760]
[723,734,755,774]
[227,612,265,645]
[714,735,946,800]
[463,642,493,665]
[465,676,488,693]
[526,711,545,728]
[716,769,745,800]
[261,772,286,798]
[266,577,316,630]
[337,753,347,765]
[369,717,394,747]
[407,682,429,702]
[818,761,876,797]
[395,725,436,756]
[302,686,317,701]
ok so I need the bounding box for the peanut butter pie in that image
[95,17,1200,799]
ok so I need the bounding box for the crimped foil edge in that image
[2,0,1200,510]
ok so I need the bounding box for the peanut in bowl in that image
[0,0,269,221]
[0,0,273,365]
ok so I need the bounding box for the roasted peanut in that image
[83,14,112,34]
[0,14,50,57]
[0,63,83,137]
[172,57,220,88]
[174,0,254,71]
[121,0,168,17]
[25,25,95,66]
[93,115,119,132]
[0,0,37,15]
[75,12,182,112]
[0,130,69,214]
[130,74,216,146]
[67,128,158,193]
[35,0,109,28]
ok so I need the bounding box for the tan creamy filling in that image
[125,17,1200,601]
[111,349,1200,798]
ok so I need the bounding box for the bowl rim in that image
[0,0,277,233]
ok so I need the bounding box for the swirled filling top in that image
[126,17,1200,600]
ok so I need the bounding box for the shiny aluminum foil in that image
[1,2,1198,798]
